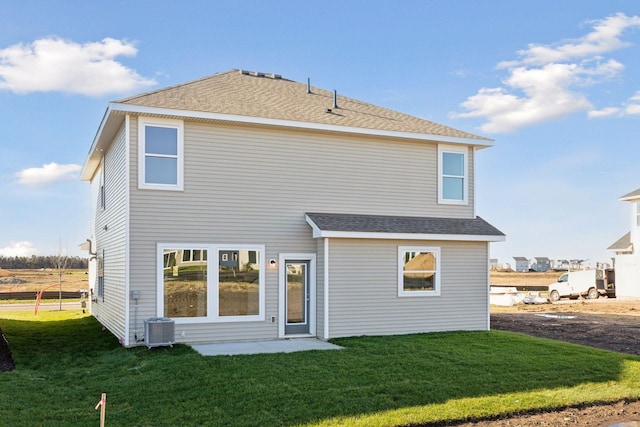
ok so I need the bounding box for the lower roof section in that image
[608,231,632,252]
[305,212,505,242]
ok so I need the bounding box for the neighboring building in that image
[532,257,550,272]
[490,258,498,270]
[608,189,640,297]
[553,259,570,271]
[81,69,505,347]
[513,257,529,272]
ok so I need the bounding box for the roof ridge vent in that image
[240,70,281,79]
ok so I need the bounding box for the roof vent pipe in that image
[333,90,338,108]
[307,78,311,94]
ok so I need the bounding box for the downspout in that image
[323,238,330,340]
[124,114,132,346]
[486,242,491,331]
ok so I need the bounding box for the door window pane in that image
[287,264,306,324]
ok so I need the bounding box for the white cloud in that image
[0,241,39,257]
[588,107,620,118]
[499,13,640,67]
[589,91,640,117]
[452,13,640,133]
[625,104,640,115]
[0,37,156,96]
[16,163,82,186]
[624,91,640,115]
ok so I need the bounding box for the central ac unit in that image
[144,317,175,348]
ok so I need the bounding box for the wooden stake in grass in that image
[95,393,106,427]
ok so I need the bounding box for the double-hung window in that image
[139,117,184,190]
[398,246,440,297]
[438,145,468,204]
[158,244,265,323]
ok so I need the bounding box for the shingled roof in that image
[117,69,489,142]
[305,212,505,241]
[608,232,632,252]
[620,188,640,201]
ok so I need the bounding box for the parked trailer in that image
[548,269,615,302]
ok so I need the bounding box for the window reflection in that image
[163,249,208,318]
[402,251,436,291]
[219,250,261,316]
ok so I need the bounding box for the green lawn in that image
[1,310,640,426]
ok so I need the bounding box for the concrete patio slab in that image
[191,338,342,356]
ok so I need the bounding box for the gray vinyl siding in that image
[125,118,479,344]
[326,239,489,338]
[92,123,128,342]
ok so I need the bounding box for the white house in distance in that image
[608,188,640,297]
[80,69,505,347]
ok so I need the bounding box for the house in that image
[552,259,570,271]
[532,257,550,272]
[80,69,505,347]
[513,257,529,272]
[608,188,640,297]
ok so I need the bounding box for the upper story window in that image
[138,117,184,191]
[636,201,640,226]
[438,145,468,205]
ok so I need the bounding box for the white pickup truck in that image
[548,269,615,302]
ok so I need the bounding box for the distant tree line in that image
[0,256,88,270]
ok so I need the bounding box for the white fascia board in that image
[309,229,505,242]
[108,103,493,148]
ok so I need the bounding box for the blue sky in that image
[1,1,639,267]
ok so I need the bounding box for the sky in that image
[0,1,639,267]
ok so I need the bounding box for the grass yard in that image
[1,310,640,426]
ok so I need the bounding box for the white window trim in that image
[138,117,184,191]
[438,144,468,205]
[157,243,266,324]
[398,246,441,297]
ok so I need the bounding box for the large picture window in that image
[398,246,440,297]
[158,244,265,322]
[139,117,184,190]
[438,145,468,204]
